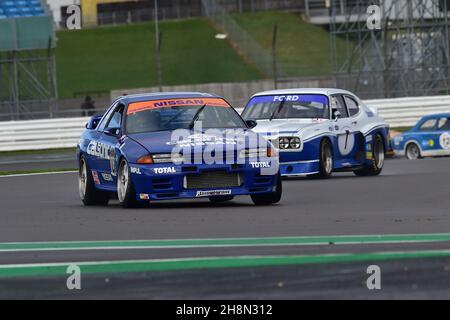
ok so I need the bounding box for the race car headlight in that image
[279,137,301,150]
[289,137,301,149]
[279,137,290,149]
[152,153,184,164]
[239,148,268,159]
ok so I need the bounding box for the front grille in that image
[185,171,242,189]
[254,174,272,184]
[152,178,173,190]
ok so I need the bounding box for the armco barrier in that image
[366,95,450,128]
[0,117,88,152]
[1,95,450,152]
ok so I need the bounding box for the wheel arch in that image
[404,139,423,156]
[375,132,387,153]
[320,136,334,158]
[405,139,422,152]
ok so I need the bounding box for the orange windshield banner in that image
[127,98,230,114]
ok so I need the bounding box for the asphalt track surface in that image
[1,157,450,299]
[0,151,76,172]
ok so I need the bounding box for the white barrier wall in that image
[0,117,88,151]
[1,95,450,152]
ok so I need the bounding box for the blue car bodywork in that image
[77,92,280,207]
[392,113,450,159]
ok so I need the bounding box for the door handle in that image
[352,121,358,125]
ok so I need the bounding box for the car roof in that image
[118,92,222,104]
[251,88,356,98]
[422,113,450,120]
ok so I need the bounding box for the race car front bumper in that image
[129,161,278,201]
[279,160,320,177]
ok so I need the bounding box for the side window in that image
[97,103,118,131]
[419,119,437,131]
[437,117,450,131]
[105,105,124,130]
[330,95,349,119]
[106,111,122,129]
[344,96,360,117]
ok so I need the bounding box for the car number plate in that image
[196,190,232,197]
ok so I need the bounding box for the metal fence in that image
[79,0,303,28]
[111,78,334,108]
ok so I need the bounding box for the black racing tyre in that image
[310,139,333,179]
[354,134,385,177]
[79,156,110,206]
[251,173,282,206]
[405,142,421,160]
[209,196,234,203]
[117,159,140,208]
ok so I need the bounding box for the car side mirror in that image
[104,127,121,137]
[333,110,341,121]
[246,119,258,129]
[86,115,103,130]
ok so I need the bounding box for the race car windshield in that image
[242,94,330,120]
[125,98,246,134]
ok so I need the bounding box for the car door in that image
[85,103,117,174]
[330,95,357,165]
[343,95,365,162]
[96,104,125,187]
[416,118,439,154]
[436,117,450,154]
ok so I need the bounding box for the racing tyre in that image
[405,143,421,160]
[251,173,282,206]
[310,139,333,179]
[117,159,140,208]
[354,134,385,176]
[209,196,234,203]
[79,156,110,206]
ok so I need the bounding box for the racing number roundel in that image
[338,127,355,156]
[439,132,450,150]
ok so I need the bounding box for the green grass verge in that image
[56,19,262,98]
[391,127,412,133]
[0,168,77,176]
[232,11,347,77]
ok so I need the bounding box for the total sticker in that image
[153,167,176,174]
[250,161,271,168]
[439,132,450,150]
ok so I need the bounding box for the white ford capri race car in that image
[241,88,390,178]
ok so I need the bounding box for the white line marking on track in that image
[0,171,77,178]
[2,250,450,269]
[0,240,447,253]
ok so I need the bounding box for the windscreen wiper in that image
[188,104,207,129]
[269,99,286,121]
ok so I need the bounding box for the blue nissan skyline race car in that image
[77,92,281,208]
[391,113,450,160]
